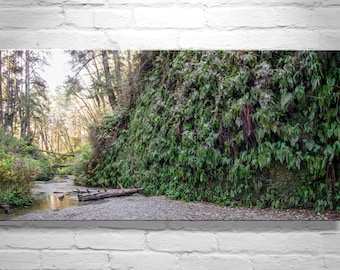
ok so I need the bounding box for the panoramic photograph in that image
[0,50,339,220]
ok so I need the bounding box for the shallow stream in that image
[0,175,93,220]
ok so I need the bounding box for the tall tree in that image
[4,52,14,134]
[0,50,49,141]
[102,50,117,110]
[21,50,31,139]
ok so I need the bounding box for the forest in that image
[0,50,340,213]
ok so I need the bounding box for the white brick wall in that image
[0,0,340,269]
[1,222,340,269]
[0,0,340,49]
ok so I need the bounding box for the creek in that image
[0,175,93,220]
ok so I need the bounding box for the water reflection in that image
[35,193,79,211]
[0,193,80,220]
[0,176,106,220]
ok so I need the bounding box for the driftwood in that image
[77,188,144,201]
[70,188,98,194]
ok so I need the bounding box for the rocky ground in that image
[4,176,340,221]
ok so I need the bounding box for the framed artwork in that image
[1,50,339,221]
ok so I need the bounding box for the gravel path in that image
[7,176,340,221]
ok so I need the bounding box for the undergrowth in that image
[0,129,55,208]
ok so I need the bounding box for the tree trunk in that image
[4,53,13,134]
[127,50,134,106]
[40,129,50,151]
[102,50,116,110]
[113,51,122,102]
[77,188,144,201]
[21,50,31,139]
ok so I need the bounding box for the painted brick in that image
[64,10,94,28]
[180,254,252,270]
[41,251,110,270]
[147,231,217,252]
[323,256,340,270]
[75,229,145,250]
[0,251,40,270]
[6,228,74,249]
[56,0,106,5]
[217,232,320,254]
[0,30,39,49]
[178,30,248,49]
[105,0,319,7]
[36,30,111,49]
[29,0,96,5]
[106,30,179,49]
[179,29,320,50]
[110,252,179,270]
[320,233,340,254]
[0,0,38,7]
[39,0,70,5]
[206,7,280,28]
[206,6,313,28]
[322,0,340,6]
[190,0,320,7]
[320,30,340,50]
[276,7,312,27]
[0,8,64,29]
[1,29,112,49]
[107,0,176,6]
[134,8,205,28]
[251,255,324,270]
[243,29,321,50]
[93,9,134,28]
[310,8,340,28]
[64,9,134,29]
[259,0,319,5]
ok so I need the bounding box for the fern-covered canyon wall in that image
[77,51,340,212]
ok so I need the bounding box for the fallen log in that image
[77,188,144,201]
[70,188,99,194]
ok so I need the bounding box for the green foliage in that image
[0,129,55,207]
[73,143,93,185]
[76,51,340,212]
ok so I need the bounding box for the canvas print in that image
[0,50,339,220]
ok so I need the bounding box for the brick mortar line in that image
[2,5,339,10]
[1,3,336,8]
[1,26,337,31]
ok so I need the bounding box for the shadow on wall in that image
[0,221,337,232]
